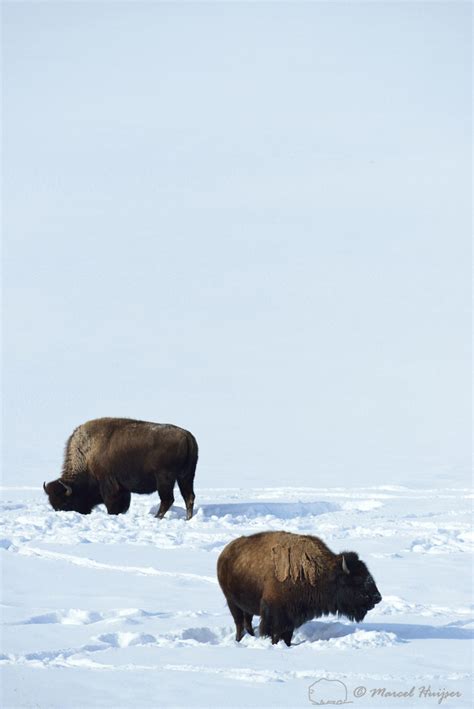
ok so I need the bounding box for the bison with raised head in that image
[43,418,198,520]
[217,531,381,646]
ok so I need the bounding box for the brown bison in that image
[43,418,198,519]
[217,531,382,646]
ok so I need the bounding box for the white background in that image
[3,1,471,489]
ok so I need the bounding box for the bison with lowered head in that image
[43,418,198,519]
[217,531,382,646]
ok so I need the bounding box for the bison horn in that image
[342,555,350,575]
[43,482,47,492]
[58,480,73,496]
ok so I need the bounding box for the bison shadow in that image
[149,501,340,520]
[296,619,474,643]
[149,504,188,519]
[160,501,340,519]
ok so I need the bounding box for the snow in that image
[1,485,472,707]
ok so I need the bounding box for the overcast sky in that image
[3,2,471,488]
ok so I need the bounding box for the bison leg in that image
[244,613,255,636]
[280,629,294,647]
[118,490,131,514]
[177,476,195,520]
[271,627,293,646]
[155,476,175,519]
[260,601,292,645]
[101,487,131,515]
[259,600,273,639]
[226,600,245,642]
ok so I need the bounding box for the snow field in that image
[1,485,472,707]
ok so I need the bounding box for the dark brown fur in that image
[44,417,198,519]
[217,531,382,646]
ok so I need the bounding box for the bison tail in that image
[182,431,198,481]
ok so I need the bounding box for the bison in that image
[217,531,382,646]
[43,417,198,520]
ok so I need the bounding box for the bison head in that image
[335,552,382,622]
[43,479,98,514]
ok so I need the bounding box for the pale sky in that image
[3,2,471,487]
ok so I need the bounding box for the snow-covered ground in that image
[1,484,472,708]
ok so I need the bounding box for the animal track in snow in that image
[16,607,214,626]
[377,595,473,618]
[1,487,471,560]
[4,543,217,584]
[0,623,402,670]
[408,530,474,554]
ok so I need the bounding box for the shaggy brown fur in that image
[217,531,382,646]
[44,417,198,519]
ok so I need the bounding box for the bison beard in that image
[43,418,198,520]
[217,531,382,646]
